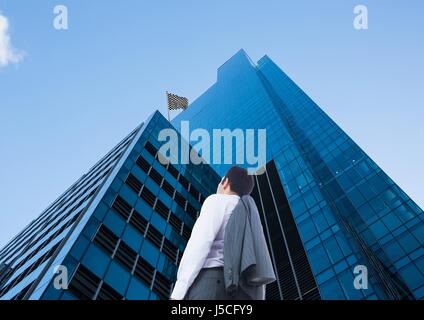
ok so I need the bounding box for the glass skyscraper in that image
[172,49,424,300]
[0,111,219,300]
[1,50,423,301]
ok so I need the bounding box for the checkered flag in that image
[167,92,189,111]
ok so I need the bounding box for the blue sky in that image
[0,0,423,248]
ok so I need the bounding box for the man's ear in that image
[222,177,230,189]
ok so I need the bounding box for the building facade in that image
[172,50,424,300]
[0,111,220,300]
[1,50,423,300]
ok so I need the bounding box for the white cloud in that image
[0,12,24,67]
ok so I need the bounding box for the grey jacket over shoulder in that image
[223,195,276,300]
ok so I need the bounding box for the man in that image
[170,166,275,300]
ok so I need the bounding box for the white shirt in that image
[170,193,240,300]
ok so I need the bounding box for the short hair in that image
[224,166,255,196]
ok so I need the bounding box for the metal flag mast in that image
[166,91,171,122]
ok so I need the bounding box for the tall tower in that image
[0,111,220,300]
[172,50,424,300]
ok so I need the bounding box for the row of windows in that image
[4,163,99,254]
[91,224,172,299]
[126,169,198,227]
[0,168,108,265]
[0,125,137,263]
[111,196,181,264]
[13,209,83,278]
[0,242,60,298]
[42,158,114,223]
[1,125,140,264]
[11,186,97,264]
[10,281,35,300]
[139,177,187,229]
[1,185,98,267]
[0,124,141,300]
[135,156,200,219]
[143,141,206,204]
[68,264,123,300]
[0,208,86,298]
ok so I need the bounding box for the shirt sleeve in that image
[170,195,223,300]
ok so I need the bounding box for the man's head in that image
[217,166,255,196]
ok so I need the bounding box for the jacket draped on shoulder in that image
[223,195,276,300]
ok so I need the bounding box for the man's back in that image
[170,193,240,299]
[170,166,264,300]
[203,194,240,268]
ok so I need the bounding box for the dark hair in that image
[224,166,255,196]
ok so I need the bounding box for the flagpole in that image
[166,91,171,122]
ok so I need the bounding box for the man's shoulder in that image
[205,194,240,203]
[204,194,220,202]
[203,194,240,211]
[203,194,223,207]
